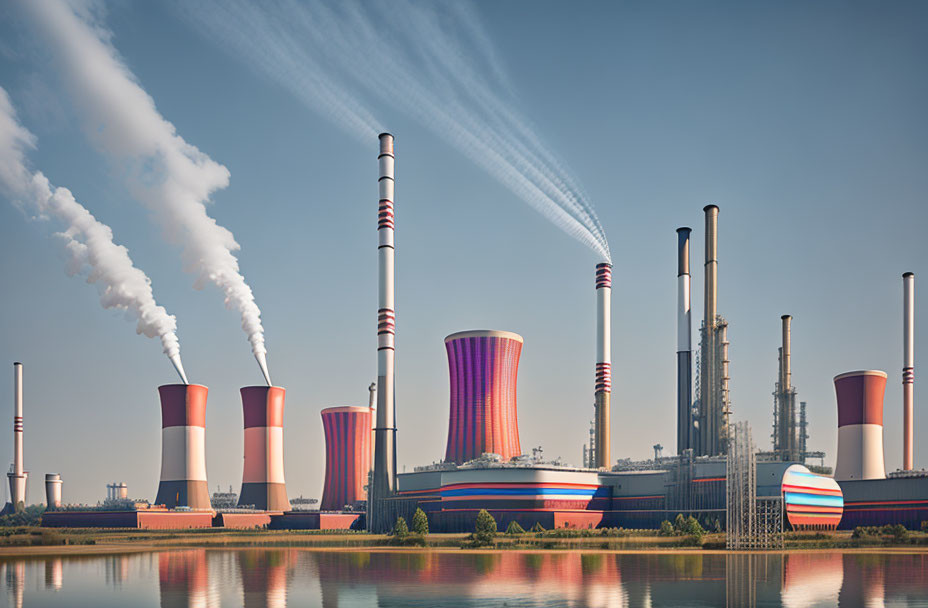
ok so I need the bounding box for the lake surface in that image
[3,549,928,607]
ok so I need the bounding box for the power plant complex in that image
[7,133,927,536]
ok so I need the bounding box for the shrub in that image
[673,513,686,533]
[412,508,429,536]
[474,509,497,543]
[921,521,928,534]
[683,516,705,539]
[391,516,409,539]
[890,524,908,541]
[659,520,675,536]
[531,522,546,533]
[506,521,525,535]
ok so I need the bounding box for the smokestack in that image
[700,204,721,456]
[155,384,211,509]
[594,263,612,468]
[45,474,62,510]
[320,406,372,510]
[778,314,796,460]
[444,330,523,464]
[834,370,887,481]
[368,382,377,474]
[7,362,26,508]
[371,132,396,529]
[676,227,692,455]
[903,272,915,471]
[238,386,290,511]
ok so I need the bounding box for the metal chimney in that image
[371,132,397,531]
[368,382,377,475]
[700,204,721,456]
[903,272,915,470]
[7,362,27,508]
[594,263,613,468]
[676,227,693,454]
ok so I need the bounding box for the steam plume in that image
[0,87,188,383]
[22,0,272,385]
[180,0,611,262]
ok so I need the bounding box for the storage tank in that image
[444,330,523,464]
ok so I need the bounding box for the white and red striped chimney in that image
[903,272,915,470]
[371,133,397,524]
[7,362,27,508]
[594,263,612,468]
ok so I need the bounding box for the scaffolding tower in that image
[697,316,732,456]
[727,421,783,550]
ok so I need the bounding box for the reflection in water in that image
[4,549,928,606]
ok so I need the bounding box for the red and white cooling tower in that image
[444,330,523,465]
[320,406,372,511]
[238,386,290,511]
[45,474,62,510]
[834,370,887,481]
[155,384,210,509]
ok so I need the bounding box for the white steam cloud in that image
[0,86,188,384]
[179,0,611,263]
[22,0,272,385]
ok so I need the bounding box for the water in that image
[3,549,928,607]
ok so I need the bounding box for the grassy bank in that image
[3,526,928,558]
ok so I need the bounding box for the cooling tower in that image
[594,263,612,468]
[238,386,290,511]
[7,362,27,508]
[834,370,887,481]
[444,330,523,465]
[676,228,693,454]
[320,406,372,511]
[45,474,62,509]
[903,272,915,471]
[155,384,210,509]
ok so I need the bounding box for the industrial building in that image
[12,134,928,535]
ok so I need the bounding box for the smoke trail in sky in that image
[21,0,272,385]
[180,0,612,262]
[0,87,188,384]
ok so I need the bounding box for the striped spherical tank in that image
[238,386,291,511]
[781,464,844,530]
[320,406,372,511]
[155,384,211,509]
[444,330,523,465]
[834,370,887,481]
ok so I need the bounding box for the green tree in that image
[673,513,686,533]
[659,520,675,536]
[506,520,526,535]
[474,509,497,545]
[412,508,429,535]
[683,516,705,539]
[391,516,409,538]
[531,521,546,533]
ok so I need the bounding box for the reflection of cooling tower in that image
[45,474,62,509]
[44,558,63,591]
[444,330,523,464]
[320,406,372,511]
[155,384,210,509]
[237,550,292,608]
[158,550,208,608]
[834,371,887,481]
[238,386,290,511]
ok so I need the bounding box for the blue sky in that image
[0,0,926,505]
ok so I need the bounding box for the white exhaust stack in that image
[255,353,272,387]
[169,354,189,385]
[368,381,377,474]
[676,227,692,454]
[594,263,612,468]
[7,362,27,508]
[903,272,915,471]
[371,132,397,530]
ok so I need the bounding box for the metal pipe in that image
[594,263,612,468]
[904,272,915,470]
[676,228,692,455]
[371,133,396,529]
